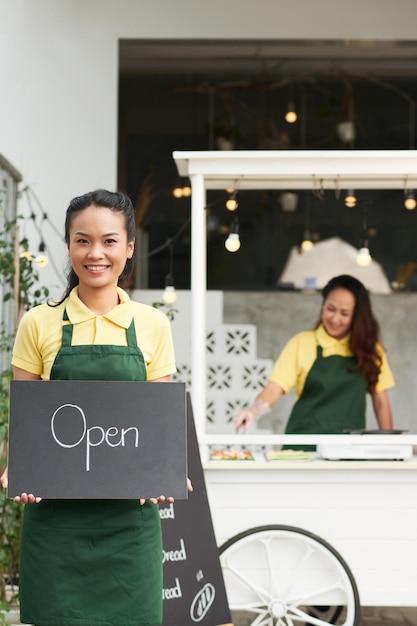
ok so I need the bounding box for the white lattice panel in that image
[171,363,191,389]
[205,398,234,434]
[206,325,257,358]
[240,359,273,391]
[206,359,272,394]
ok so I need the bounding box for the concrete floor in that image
[359,607,417,625]
[232,606,417,625]
[6,605,417,625]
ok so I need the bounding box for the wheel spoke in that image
[289,574,347,606]
[223,557,273,605]
[280,541,316,600]
[262,535,282,599]
[290,604,342,626]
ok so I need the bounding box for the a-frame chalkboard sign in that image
[160,394,232,626]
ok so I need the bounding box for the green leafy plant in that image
[0,199,49,618]
[151,301,178,321]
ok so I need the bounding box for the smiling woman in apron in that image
[1,189,191,626]
[234,274,395,444]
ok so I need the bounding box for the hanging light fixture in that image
[356,204,372,267]
[404,190,417,210]
[225,218,241,252]
[301,231,313,251]
[162,240,177,304]
[225,190,239,211]
[285,103,297,124]
[163,283,177,305]
[336,82,356,145]
[356,241,372,267]
[172,185,183,198]
[172,178,191,199]
[403,104,416,209]
[345,189,357,208]
[284,83,297,124]
[336,120,356,144]
[35,241,48,267]
[300,198,313,252]
[279,192,298,213]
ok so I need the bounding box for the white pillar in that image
[190,174,207,439]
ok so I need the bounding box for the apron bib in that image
[284,344,368,450]
[19,309,163,626]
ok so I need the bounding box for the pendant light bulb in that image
[172,186,183,198]
[285,104,297,124]
[301,233,313,251]
[225,233,241,252]
[225,191,239,211]
[404,191,416,210]
[225,218,241,252]
[163,240,176,303]
[356,246,372,267]
[162,285,177,305]
[301,239,313,252]
[345,190,357,208]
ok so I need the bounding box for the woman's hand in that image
[1,467,8,489]
[234,399,271,432]
[13,493,42,504]
[1,467,41,503]
[139,477,193,505]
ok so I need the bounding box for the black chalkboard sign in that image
[7,380,187,499]
[160,394,232,626]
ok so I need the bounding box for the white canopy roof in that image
[174,149,417,190]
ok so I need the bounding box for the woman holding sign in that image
[1,189,191,626]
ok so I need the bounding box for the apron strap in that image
[61,308,74,347]
[126,318,138,347]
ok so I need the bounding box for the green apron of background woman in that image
[19,309,163,626]
[285,343,368,450]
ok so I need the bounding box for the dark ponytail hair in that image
[319,274,382,392]
[50,189,135,306]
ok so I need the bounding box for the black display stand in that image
[160,394,232,626]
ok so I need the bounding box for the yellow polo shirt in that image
[269,325,395,399]
[12,287,176,381]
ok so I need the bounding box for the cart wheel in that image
[219,525,360,626]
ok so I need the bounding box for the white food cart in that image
[173,150,417,626]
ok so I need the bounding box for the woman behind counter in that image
[234,274,395,437]
[1,189,192,626]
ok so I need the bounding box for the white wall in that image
[1,0,417,293]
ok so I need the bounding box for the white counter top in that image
[204,456,417,471]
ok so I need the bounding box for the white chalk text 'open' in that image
[50,403,139,471]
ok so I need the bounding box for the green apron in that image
[284,344,368,450]
[19,309,163,626]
